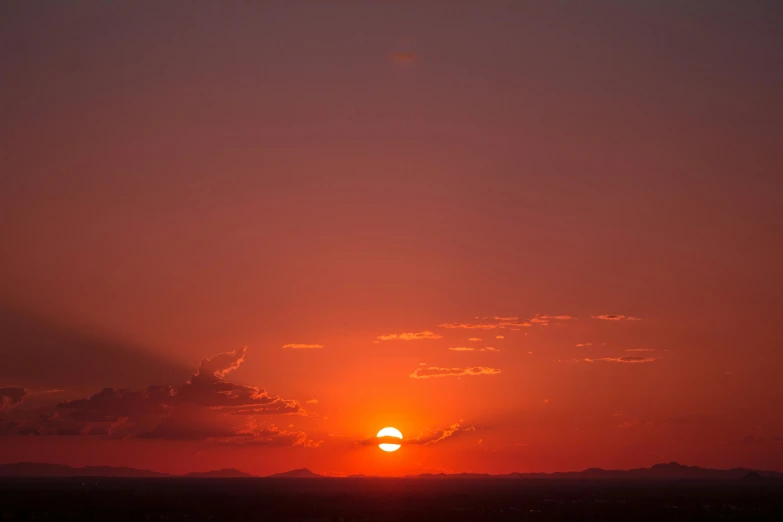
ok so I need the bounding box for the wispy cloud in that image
[305,399,319,404]
[449,347,474,352]
[592,315,641,321]
[481,347,499,352]
[530,314,575,326]
[493,316,518,321]
[0,387,26,412]
[495,335,504,339]
[557,356,657,364]
[377,331,442,341]
[356,421,476,447]
[409,421,476,444]
[625,348,655,352]
[588,356,656,364]
[410,366,500,379]
[576,342,593,347]
[468,337,482,342]
[438,323,498,330]
[282,343,324,349]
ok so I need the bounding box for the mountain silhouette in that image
[267,468,323,478]
[184,468,254,478]
[0,462,170,478]
[1,462,780,480]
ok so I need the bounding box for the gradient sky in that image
[1,1,782,476]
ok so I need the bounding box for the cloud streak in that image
[377,331,442,341]
[356,421,476,447]
[0,387,26,412]
[438,323,498,330]
[282,344,324,349]
[410,366,500,379]
[587,356,657,364]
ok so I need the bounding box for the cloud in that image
[195,346,247,380]
[410,366,500,379]
[497,322,532,328]
[589,356,657,364]
[356,421,475,447]
[495,335,504,339]
[438,323,498,330]
[306,399,319,404]
[592,315,641,321]
[530,314,574,326]
[57,387,169,421]
[408,421,476,445]
[141,417,320,447]
[468,338,482,342]
[493,316,518,321]
[576,343,593,347]
[226,399,303,416]
[377,331,442,341]
[0,387,26,412]
[557,356,657,364]
[481,347,499,352]
[4,347,314,445]
[625,348,655,352]
[449,347,474,352]
[282,344,324,349]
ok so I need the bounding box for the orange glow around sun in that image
[377,427,402,452]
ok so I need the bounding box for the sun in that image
[377,427,402,452]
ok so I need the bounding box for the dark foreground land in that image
[1,477,782,522]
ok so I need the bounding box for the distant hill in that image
[0,462,170,478]
[184,468,254,478]
[267,468,323,478]
[1,461,780,480]
[0,463,252,478]
[491,462,782,480]
[408,472,491,479]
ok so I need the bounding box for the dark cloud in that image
[137,415,237,441]
[592,314,641,321]
[3,347,313,445]
[227,399,303,416]
[0,387,26,412]
[58,387,168,419]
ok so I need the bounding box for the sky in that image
[1,1,782,476]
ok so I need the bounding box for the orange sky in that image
[1,2,782,475]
